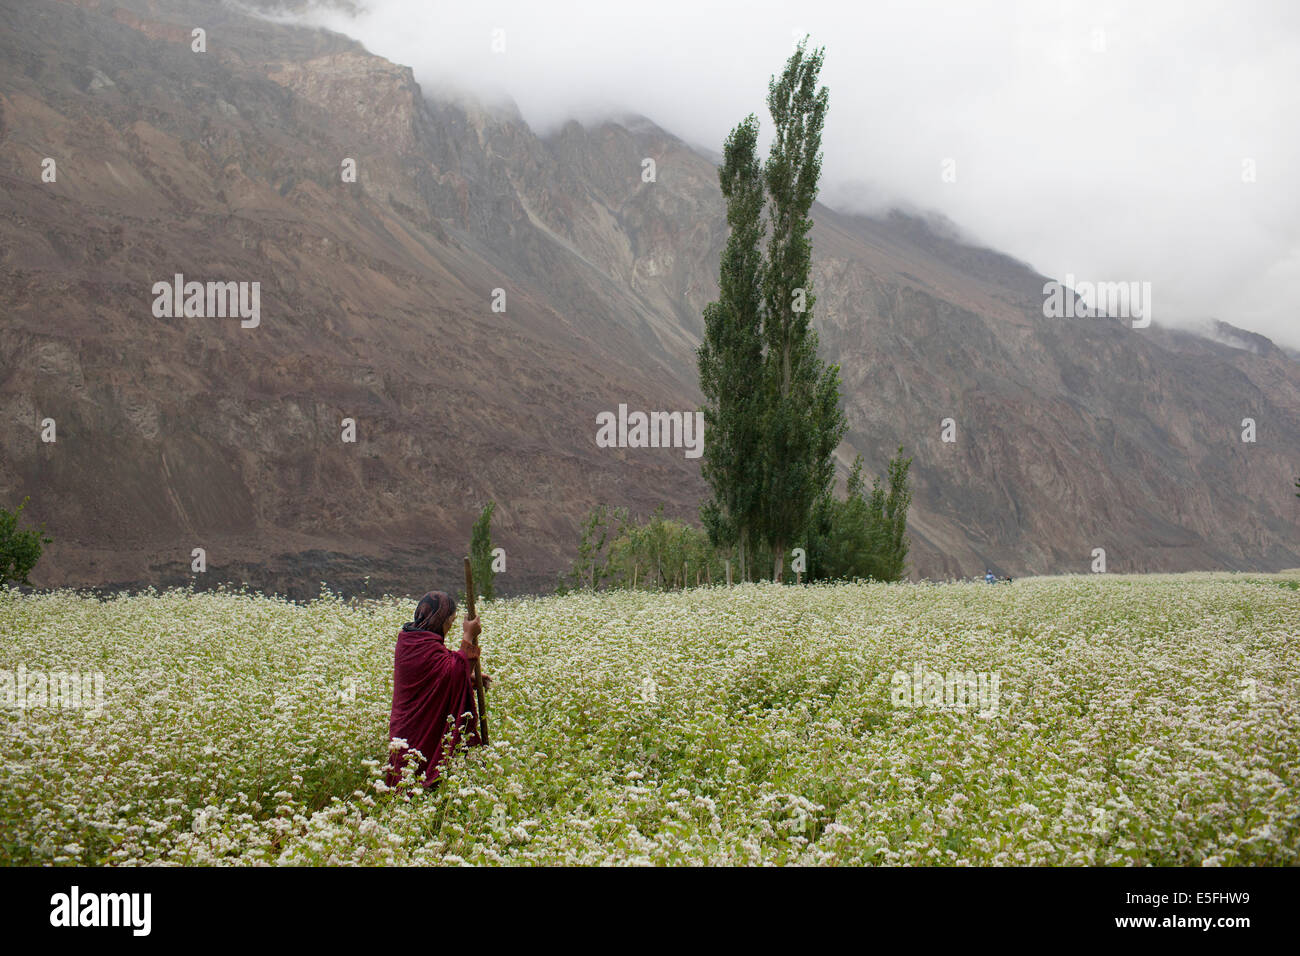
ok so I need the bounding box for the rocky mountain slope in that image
[2,0,1298,596]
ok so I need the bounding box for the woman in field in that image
[385,590,491,787]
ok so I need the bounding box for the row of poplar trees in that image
[698,39,847,582]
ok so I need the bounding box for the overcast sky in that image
[287,0,1300,347]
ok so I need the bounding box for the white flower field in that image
[2,573,1297,866]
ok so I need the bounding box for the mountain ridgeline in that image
[2,0,1298,596]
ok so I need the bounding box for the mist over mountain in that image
[2,0,1298,596]
[277,0,1300,350]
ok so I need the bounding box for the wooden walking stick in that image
[463,556,490,746]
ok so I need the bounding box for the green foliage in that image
[805,458,867,582]
[0,497,51,587]
[607,506,729,590]
[564,506,733,592]
[872,448,914,581]
[698,114,767,581]
[697,37,847,582]
[758,38,846,581]
[563,505,628,592]
[806,448,914,583]
[469,501,496,603]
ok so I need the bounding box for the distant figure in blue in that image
[985,569,996,584]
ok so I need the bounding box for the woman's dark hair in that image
[403,590,457,635]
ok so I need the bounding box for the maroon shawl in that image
[386,628,480,787]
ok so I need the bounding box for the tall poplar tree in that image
[698,115,766,581]
[760,38,846,580]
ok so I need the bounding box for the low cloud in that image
[283,0,1300,347]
